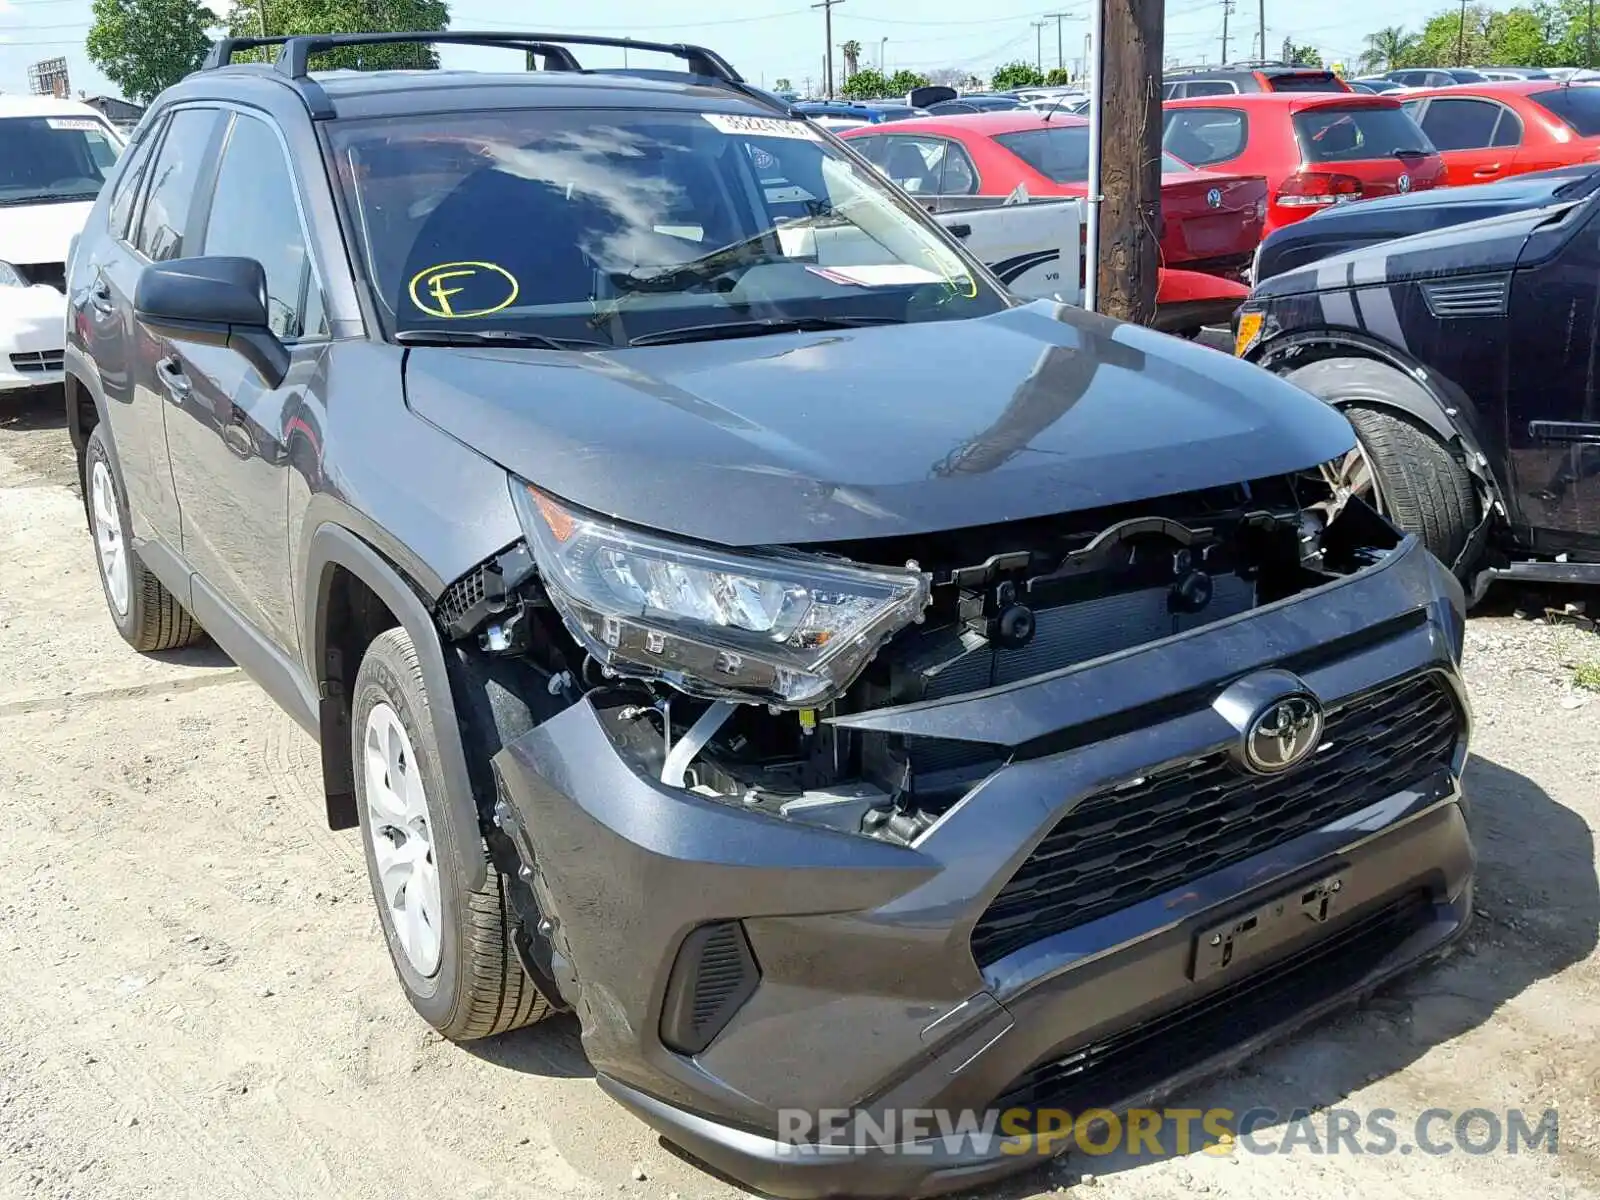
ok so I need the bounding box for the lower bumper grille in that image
[972,674,1460,966]
[10,350,64,374]
[994,891,1432,1114]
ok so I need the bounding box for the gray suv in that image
[65,31,1475,1198]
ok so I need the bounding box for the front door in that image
[159,110,330,658]
[84,107,224,553]
[1408,96,1524,185]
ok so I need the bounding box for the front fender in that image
[302,522,487,892]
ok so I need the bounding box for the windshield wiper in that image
[1391,148,1431,158]
[396,329,609,351]
[0,192,97,207]
[628,316,900,347]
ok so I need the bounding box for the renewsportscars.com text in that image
[774,1106,1560,1159]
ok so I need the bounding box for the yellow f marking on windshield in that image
[407,261,520,319]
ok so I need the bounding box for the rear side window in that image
[875,135,978,194]
[1184,80,1237,97]
[135,107,223,262]
[1529,86,1600,136]
[1162,108,1248,167]
[995,125,1091,183]
[200,114,323,340]
[1294,106,1435,161]
[1267,72,1345,93]
[1414,98,1503,150]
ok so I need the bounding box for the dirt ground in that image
[2,386,1598,1200]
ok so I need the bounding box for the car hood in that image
[402,302,1356,547]
[0,199,95,265]
[1252,201,1576,300]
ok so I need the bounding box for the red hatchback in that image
[1163,92,1447,238]
[1398,81,1600,185]
[838,111,1268,280]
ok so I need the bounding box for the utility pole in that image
[1589,0,1595,69]
[1259,0,1265,63]
[1456,0,1467,66]
[1032,20,1049,72]
[1220,0,1235,66]
[811,0,844,99]
[1095,0,1163,323]
[257,0,268,36]
[1045,11,1076,71]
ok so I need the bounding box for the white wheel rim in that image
[363,702,444,977]
[90,459,130,617]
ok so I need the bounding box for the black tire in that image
[83,426,203,652]
[351,626,554,1041]
[1281,358,1480,571]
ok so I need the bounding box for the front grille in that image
[16,262,65,293]
[971,674,1459,966]
[993,891,1433,1115]
[9,350,64,374]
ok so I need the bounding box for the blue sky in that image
[0,0,1467,101]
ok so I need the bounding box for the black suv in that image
[1237,176,1600,596]
[68,31,1474,1199]
[1162,61,1351,98]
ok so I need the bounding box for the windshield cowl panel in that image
[327,107,1005,348]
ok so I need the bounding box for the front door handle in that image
[1472,164,1502,176]
[87,278,114,314]
[155,355,192,403]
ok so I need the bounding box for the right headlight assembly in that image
[512,480,931,708]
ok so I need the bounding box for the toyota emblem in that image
[1398,173,1412,193]
[1243,695,1324,774]
[1206,187,1223,209]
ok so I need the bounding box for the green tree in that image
[991,60,1045,90]
[1043,66,1072,85]
[1488,6,1558,64]
[885,68,930,95]
[1285,43,1324,67]
[1401,3,1495,66]
[841,38,862,79]
[86,0,214,103]
[223,0,449,70]
[774,77,792,91]
[839,66,889,98]
[1359,25,1418,72]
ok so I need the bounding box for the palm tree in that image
[1359,26,1416,73]
[841,38,861,81]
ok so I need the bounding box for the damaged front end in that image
[431,462,1472,1199]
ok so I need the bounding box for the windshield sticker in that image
[805,264,943,288]
[702,113,820,141]
[408,261,519,319]
[46,118,102,132]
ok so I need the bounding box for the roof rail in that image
[202,30,744,83]
[1165,58,1295,74]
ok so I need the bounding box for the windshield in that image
[1293,106,1435,162]
[328,108,1003,345]
[0,115,121,206]
[1530,86,1600,136]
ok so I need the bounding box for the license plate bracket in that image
[1191,870,1346,982]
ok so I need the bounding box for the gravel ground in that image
[2,386,1598,1200]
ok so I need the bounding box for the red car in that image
[839,111,1269,281]
[1162,92,1447,239]
[1398,81,1600,185]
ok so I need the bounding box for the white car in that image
[0,95,125,397]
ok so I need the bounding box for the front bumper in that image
[493,537,1473,1199]
[0,285,66,392]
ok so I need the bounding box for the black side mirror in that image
[134,256,289,389]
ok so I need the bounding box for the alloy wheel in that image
[90,459,130,617]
